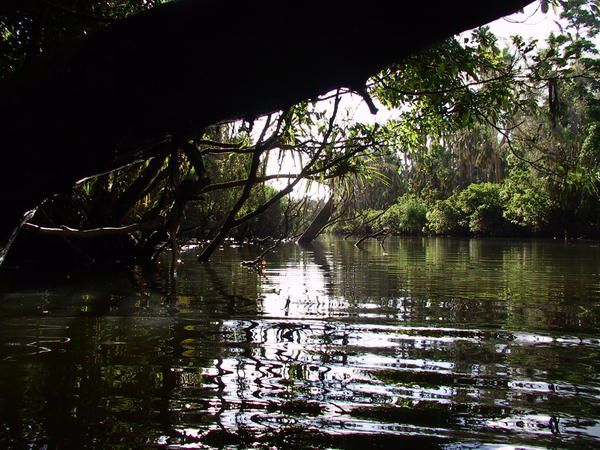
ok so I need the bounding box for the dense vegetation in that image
[1,0,598,267]
[333,0,599,241]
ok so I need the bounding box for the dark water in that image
[1,236,599,449]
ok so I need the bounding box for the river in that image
[1,236,599,448]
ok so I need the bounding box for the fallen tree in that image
[0,0,533,262]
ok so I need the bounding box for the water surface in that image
[1,236,599,449]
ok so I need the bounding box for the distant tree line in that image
[332,0,599,241]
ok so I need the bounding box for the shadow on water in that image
[0,236,599,448]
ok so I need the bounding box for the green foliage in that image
[426,198,463,235]
[372,26,521,144]
[381,194,428,234]
[238,185,287,238]
[452,183,507,235]
[501,170,554,231]
[348,152,409,210]
[0,1,169,77]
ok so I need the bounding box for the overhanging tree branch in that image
[0,0,534,263]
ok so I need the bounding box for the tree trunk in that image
[0,0,532,261]
[298,197,335,244]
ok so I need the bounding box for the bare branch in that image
[232,92,343,227]
[23,217,164,239]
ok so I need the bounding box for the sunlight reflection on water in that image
[0,236,599,448]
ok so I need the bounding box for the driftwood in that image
[0,0,532,262]
[21,217,164,238]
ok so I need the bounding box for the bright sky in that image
[489,1,562,42]
[265,1,585,200]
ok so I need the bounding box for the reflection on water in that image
[1,236,599,448]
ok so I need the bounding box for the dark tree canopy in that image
[0,0,533,261]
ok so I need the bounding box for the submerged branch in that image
[355,229,387,247]
[344,209,387,239]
